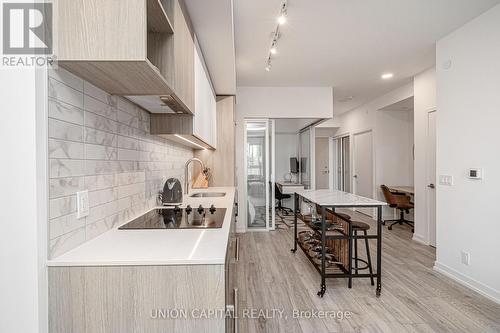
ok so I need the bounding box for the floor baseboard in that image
[434,261,500,305]
[412,233,428,245]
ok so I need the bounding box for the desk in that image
[276,181,305,194]
[388,185,414,196]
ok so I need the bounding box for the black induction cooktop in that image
[118,205,226,230]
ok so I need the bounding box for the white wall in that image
[434,4,500,303]
[236,86,333,119]
[274,133,298,208]
[319,83,413,131]
[318,83,414,218]
[275,133,298,182]
[0,67,48,332]
[413,68,437,244]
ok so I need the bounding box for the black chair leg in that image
[385,209,414,231]
[388,220,401,230]
[364,230,374,286]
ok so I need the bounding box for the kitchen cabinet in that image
[194,42,217,148]
[48,191,239,333]
[173,0,195,114]
[226,196,239,333]
[149,36,217,149]
[195,96,236,184]
[54,0,195,114]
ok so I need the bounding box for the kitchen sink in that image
[189,192,226,198]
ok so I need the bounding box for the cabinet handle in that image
[235,237,239,262]
[234,288,239,333]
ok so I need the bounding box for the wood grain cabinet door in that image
[173,0,195,114]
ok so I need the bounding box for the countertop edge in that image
[46,187,236,267]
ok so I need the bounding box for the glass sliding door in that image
[269,120,276,230]
[245,121,270,230]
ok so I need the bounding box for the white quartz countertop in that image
[295,189,387,207]
[47,187,236,267]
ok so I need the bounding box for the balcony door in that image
[245,120,272,230]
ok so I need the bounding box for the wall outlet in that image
[461,251,470,266]
[77,190,90,219]
[439,175,454,186]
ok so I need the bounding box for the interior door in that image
[315,137,329,189]
[353,131,373,216]
[427,111,437,247]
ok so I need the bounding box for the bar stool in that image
[335,212,351,222]
[351,220,374,286]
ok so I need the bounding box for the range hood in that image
[149,113,214,150]
[126,95,192,115]
[126,95,214,150]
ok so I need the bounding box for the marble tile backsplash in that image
[48,67,193,258]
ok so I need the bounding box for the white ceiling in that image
[274,118,321,133]
[379,96,414,112]
[184,0,236,95]
[234,0,500,114]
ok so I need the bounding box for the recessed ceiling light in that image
[270,46,277,54]
[277,14,287,25]
[381,73,394,79]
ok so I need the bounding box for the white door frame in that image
[426,109,437,246]
[243,119,271,232]
[332,133,351,192]
[270,120,276,230]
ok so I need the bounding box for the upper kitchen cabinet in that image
[149,37,217,150]
[194,43,216,148]
[53,0,195,114]
[173,0,195,114]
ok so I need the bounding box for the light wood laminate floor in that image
[235,210,500,333]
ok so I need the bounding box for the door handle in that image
[235,237,239,262]
[428,183,435,189]
[353,175,358,178]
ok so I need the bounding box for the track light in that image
[278,0,288,24]
[265,1,288,72]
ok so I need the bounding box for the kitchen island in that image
[291,189,387,297]
[47,187,238,333]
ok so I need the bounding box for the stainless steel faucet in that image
[184,158,205,194]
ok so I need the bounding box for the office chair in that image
[274,183,293,215]
[381,185,414,232]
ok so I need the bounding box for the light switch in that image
[439,175,454,186]
[77,190,90,219]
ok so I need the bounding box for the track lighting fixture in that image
[265,0,288,71]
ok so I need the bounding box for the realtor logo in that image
[2,2,52,55]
